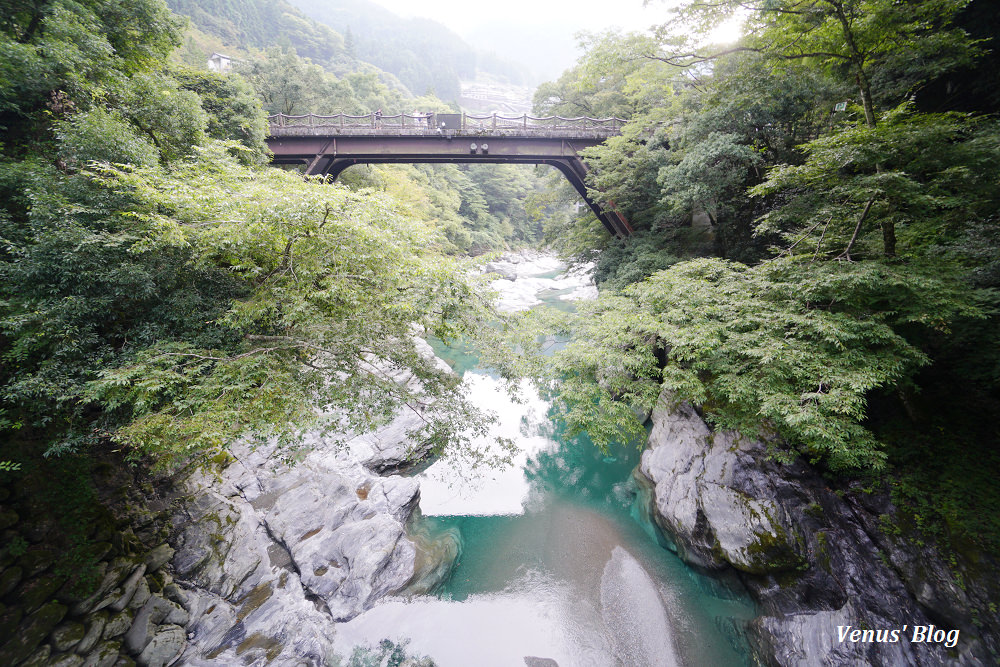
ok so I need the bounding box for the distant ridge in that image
[286,0,532,101]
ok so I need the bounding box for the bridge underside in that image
[266,135,632,237]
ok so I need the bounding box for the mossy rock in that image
[21,515,57,544]
[84,639,123,667]
[92,518,119,545]
[738,524,808,575]
[0,603,23,642]
[102,609,133,640]
[146,571,166,595]
[144,544,174,574]
[15,571,68,614]
[815,531,832,573]
[76,611,108,654]
[804,502,825,520]
[19,643,51,667]
[0,534,19,570]
[114,651,137,666]
[700,485,806,575]
[50,619,86,651]
[49,652,85,666]
[18,545,58,577]
[0,564,23,596]
[0,600,67,664]
[137,625,185,667]
[111,529,141,557]
[58,560,109,605]
[126,576,151,611]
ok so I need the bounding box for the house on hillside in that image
[207,53,232,73]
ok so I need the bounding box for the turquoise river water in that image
[331,269,757,666]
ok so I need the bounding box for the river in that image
[329,255,756,666]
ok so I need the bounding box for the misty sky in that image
[367,0,668,35]
[358,0,742,83]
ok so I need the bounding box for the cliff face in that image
[638,390,998,666]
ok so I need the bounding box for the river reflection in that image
[414,374,553,517]
[331,259,755,666]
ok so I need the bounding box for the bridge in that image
[266,112,632,237]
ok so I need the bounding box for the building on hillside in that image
[459,81,534,115]
[207,53,232,73]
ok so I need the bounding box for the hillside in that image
[287,0,531,100]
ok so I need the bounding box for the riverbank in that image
[638,390,1000,665]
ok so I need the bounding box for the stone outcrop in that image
[159,433,456,665]
[0,350,459,667]
[638,390,1000,666]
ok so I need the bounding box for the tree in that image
[0,0,182,147]
[2,142,510,466]
[519,256,981,470]
[753,106,1000,263]
[173,66,270,164]
[240,47,329,115]
[650,0,978,128]
[80,146,507,465]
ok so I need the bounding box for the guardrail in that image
[267,112,626,135]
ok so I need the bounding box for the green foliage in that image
[239,46,399,116]
[71,145,505,465]
[117,72,209,162]
[659,131,762,225]
[57,107,161,167]
[660,0,978,126]
[8,535,28,557]
[166,0,347,67]
[0,0,553,474]
[592,232,682,291]
[0,0,183,145]
[534,31,673,120]
[172,66,270,164]
[0,154,245,455]
[525,257,981,470]
[347,163,548,255]
[754,106,1000,260]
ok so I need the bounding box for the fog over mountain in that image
[370,0,665,83]
[287,0,536,98]
[465,20,591,85]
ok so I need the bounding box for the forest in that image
[0,0,999,663]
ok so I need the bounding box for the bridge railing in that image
[267,112,626,135]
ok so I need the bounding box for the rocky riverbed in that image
[161,339,464,664]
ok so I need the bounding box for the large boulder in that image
[638,390,998,666]
[0,600,67,665]
[167,439,454,664]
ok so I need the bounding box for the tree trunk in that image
[828,6,874,127]
[881,220,897,258]
[855,70,877,129]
